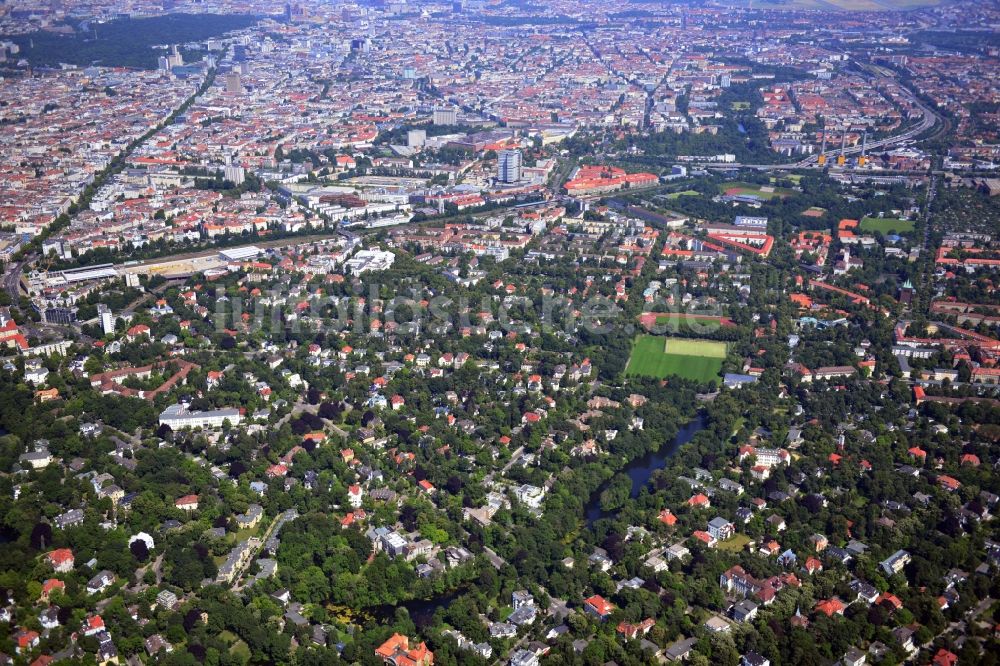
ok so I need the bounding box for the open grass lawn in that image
[730,102,751,110]
[663,338,727,357]
[665,190,700,199]
[720,181,793,200]
[860,216,915,234]
[718,533,752,553]
[232,524,261,544]
[625,335,726,383]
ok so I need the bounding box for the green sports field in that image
[720,181,793,200]
[859,216,915,234]
[656,313,719,328]
[652,313,735,332]
[625,335,726,383]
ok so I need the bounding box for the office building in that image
[497,149,522,183]
[224,165,246,184]
[97,304,113,337]
[44,307,76,325]
[167,45,183,68]
[433,108,457,125]
[225,71,242,94]
[158,403,242,430]
[42,239,71,260]
[407,129,426,148]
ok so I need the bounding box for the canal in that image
[368,588,465,628]
[360,412,709,626]
[584,411,708,525]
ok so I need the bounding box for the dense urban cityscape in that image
[0,0,999,664]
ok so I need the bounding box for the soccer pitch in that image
[721,181,793,200]
[625,336,727,383]
[860,217,915,234]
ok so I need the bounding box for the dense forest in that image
[2,14,260,69]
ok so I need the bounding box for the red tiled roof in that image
[585,594,614,616]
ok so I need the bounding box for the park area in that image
[625,335,727,383]
[664,190,700,199]
[859,216,915,234]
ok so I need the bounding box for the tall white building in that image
[224,165,246,184]
[407,129,426,148]
[497,149,522,183]
[97,304,115,336]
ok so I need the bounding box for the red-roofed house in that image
[335,155,357,171]
[375,633,434,666]
[693,530,717,548]
[938,475,961,492]
[83,614,105,636]
[0,317,29,351]
[584,594,615,619]
[206,370,224,388]
[617,618,655,640]
[961,453,980,466]
[348,484,363,508]
[877,592,903,612]
[804,557,823,574]
[933,649,958,666]
[15,628,40,654]
[30,654,54,666]
[40,579,65,601]
[688,493,711,508]
[175,495,199,511]
[266,464,288,478]
[126,324,151,342]
[814,598,846,617]
[47,549,74,573]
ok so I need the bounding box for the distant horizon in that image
[707,0,945,11]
